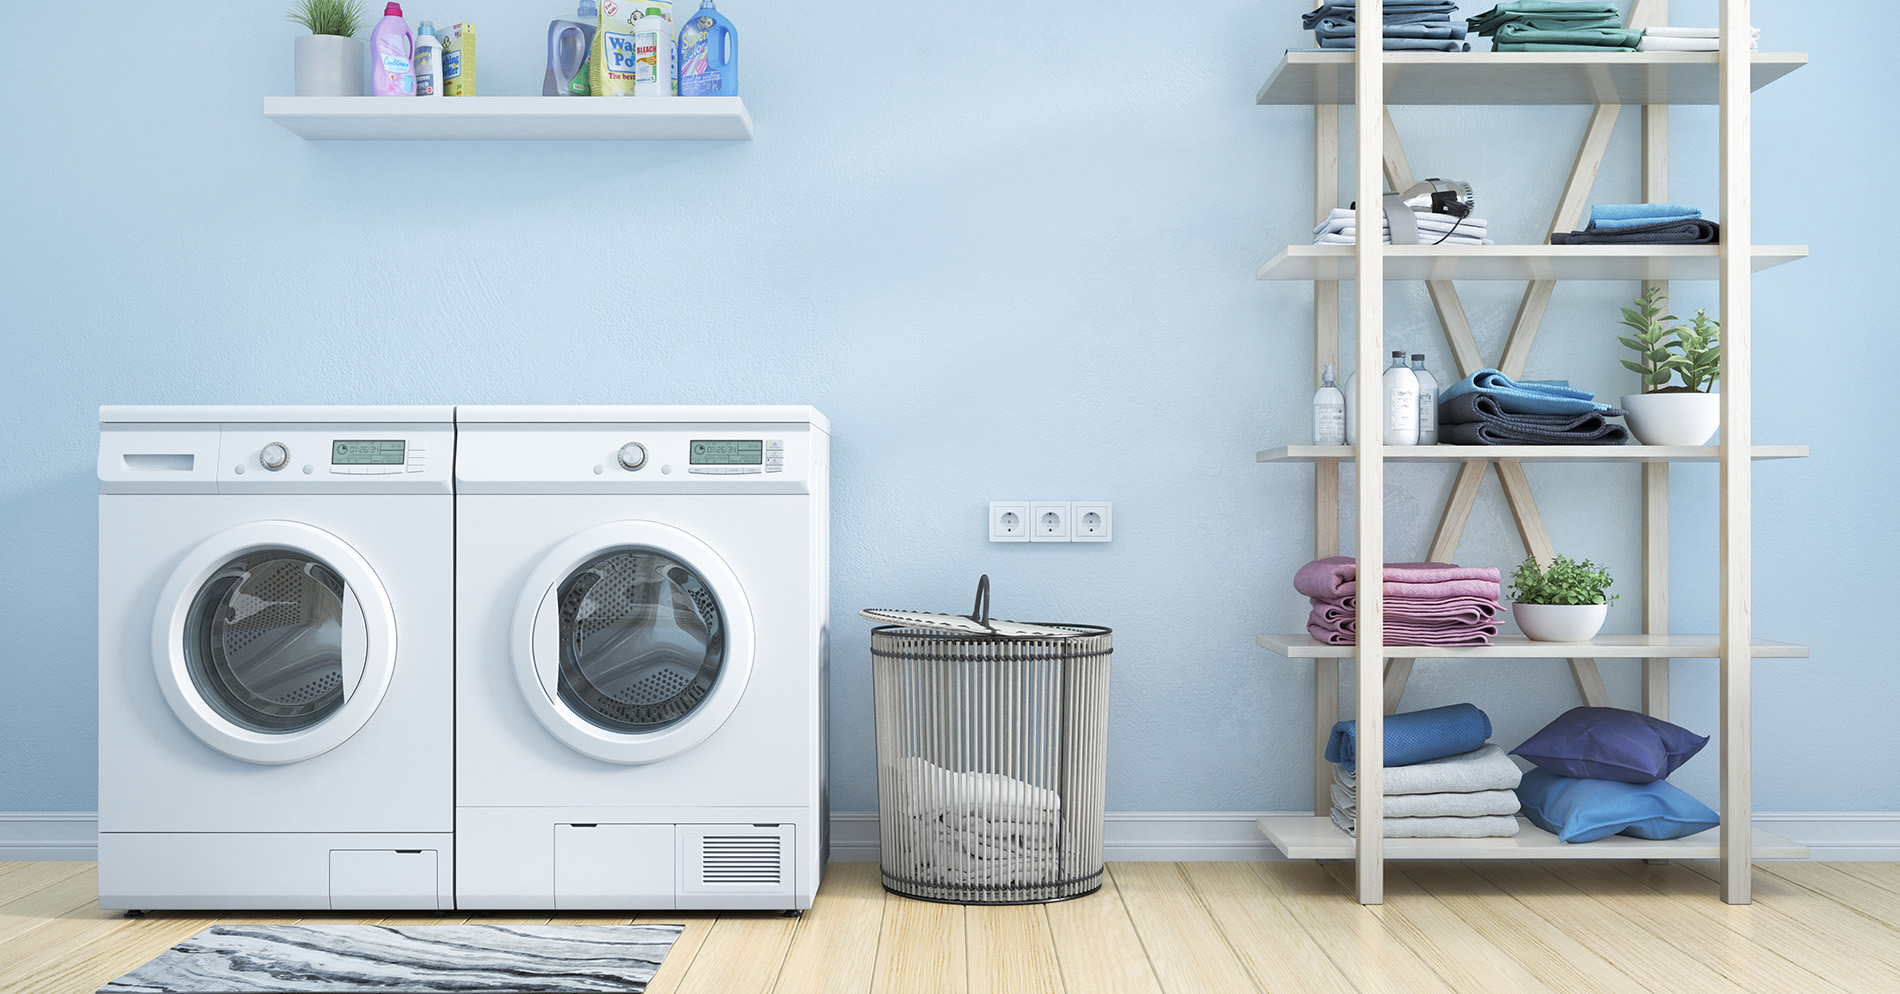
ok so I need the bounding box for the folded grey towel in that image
[1331,782,1522,818]
[1438,393,1630,446]
[1551,218,1720,245]
[1334,743,1525,795]
[1331,806,1523,838]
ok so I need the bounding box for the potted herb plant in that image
[1509,554,1618,643]
[290,0,367,97]
[1616,287,1722,445]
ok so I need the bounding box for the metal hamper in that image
[863,577,1112,905]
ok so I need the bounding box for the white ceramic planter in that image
[1513,602,1609,643]
[1620,391,1720,446]
[295,34,366,97]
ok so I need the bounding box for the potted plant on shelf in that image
[1509,554,1617,642]
[1615,287,1722,445]
[290,0,367,97]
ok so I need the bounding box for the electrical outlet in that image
[989,502,1030,543]
[1072,502,1112,542]
[1030,502,1071,542]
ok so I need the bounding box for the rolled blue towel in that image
[1437,369,1611,415]
[1588,203,1703,230]
[1326,703,1494,774]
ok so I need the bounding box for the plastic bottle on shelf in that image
[1411,354,1439,445]
[369,3,416,96]
[633,5,677,96]
[413,22,442,96]
[1383,351,1419,445]
[1314,364,1346,445]
[677,0,737,96]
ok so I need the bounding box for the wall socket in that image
[1030,502,1070,543]
[1072,502,1112,542]
[989,502,1030,542]
[989,501,1112,543]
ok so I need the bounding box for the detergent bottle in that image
[677,0,737,96]
[413,21,442,96]
[370,3,415,96]
[546,0,599,95]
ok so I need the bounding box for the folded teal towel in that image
[1327,703,1493,774]
[1589,203,1703,230]
[1437,368,1610,415]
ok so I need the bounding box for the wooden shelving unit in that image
[263,96,754,141]
[1257,0,1805,905]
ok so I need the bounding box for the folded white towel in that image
[1334,743,1524,795]
[1330,782,1522,819]
[1314,207,1489,236]
[893,757,1061,821]
[1316,232,1493,246]
[1331,807,1522,839]
[1637,36,1759,51]
[1643,26,1759,39]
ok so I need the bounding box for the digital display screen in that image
[690,440,764,465]
[332,440,407,465]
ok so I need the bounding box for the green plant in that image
[288,0,365,37]
[1509,554,1618,606]
[1616,287,1722,394]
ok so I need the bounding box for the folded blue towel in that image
[1436,369,1611,415]
[1326,703,1494,774]
[1588,203,1703,230]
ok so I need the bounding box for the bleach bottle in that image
[677,0,737,96]
[370,2,415,96]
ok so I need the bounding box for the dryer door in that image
[151,521,396,765]
[515,521,755,765]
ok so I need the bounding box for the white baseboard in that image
[8,811,1898,862]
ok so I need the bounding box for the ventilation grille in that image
[698,836,784,887]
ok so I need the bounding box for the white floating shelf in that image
[1257,444,1809,463]
[1257,51,1807,106]
[263,96,753,140]
[1258,244,1807,282]
[1256,816,1808,861]
[1254,633,1810,659]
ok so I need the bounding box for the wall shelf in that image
[1257,51,1807,106]
[262,96,754,141]
[1255,633,1809,659]
[1257,444,1809,463]
[1257,244,1807,282]
[1256,817,1809,861]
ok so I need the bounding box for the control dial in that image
[260,442,290,471]
[617,442,648,471]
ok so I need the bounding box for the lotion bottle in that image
[1383,350,1419,445]
[1314,364,1346,445]
[414,22,443,96]
[1410,354,1439,445]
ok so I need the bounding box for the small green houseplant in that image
[1509,554,1616,642]
[1614,288,1724,445]
[289,0,367,97]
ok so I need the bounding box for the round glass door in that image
[557,549,727,733]
[183,550,348,733]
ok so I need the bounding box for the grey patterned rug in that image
[99,923,684,993]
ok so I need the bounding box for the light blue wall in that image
[1,1,1891,816]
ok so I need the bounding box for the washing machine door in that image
[151,521,396,766]
[514,521,755,766]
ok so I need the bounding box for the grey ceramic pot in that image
[295,34,365,97]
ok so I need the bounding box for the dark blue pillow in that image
[1511,706,1708,784]
[1516,768,1720,843]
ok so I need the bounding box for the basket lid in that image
[859,575,1083,639]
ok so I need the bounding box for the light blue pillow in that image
[1516,767,1720,843]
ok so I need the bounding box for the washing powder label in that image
[444,50,462,80]
[634,31,659,86]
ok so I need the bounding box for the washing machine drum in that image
[183,551,349,733]
[556,550,726,733]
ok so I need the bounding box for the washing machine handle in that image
[339,588,368,701]
[532,584,562,703]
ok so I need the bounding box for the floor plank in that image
[1042,864,1162,994]
[869,892,966,994]
[0,863,89,900]
[1321,860,1559,994]
[2,914,305,994]
[1107,862,1259,994]
[0,868,104,946]
[1760,862,1900,929]
[1177,862,1354,994]
[1247,861,1457,994]
[773,862,886,994]
[1681,861,1900,948]
[966,904,1063,994]
[630,913,718,994]
[673,913,799,994]
[0,912,225,994]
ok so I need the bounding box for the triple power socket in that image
[990,502,1112,543]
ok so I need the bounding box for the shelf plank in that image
[1257,244,1806,282]
[263,96,754,141]
[1257,445,1808,463]
[1254,633,1809,659]
[1256,816,1809,860]
[1257,52,1807,106]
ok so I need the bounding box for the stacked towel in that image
[1296,557,1503,646]
[1468,1,1639,51]
[1436,368,1628,445]
[1637,26,1759,52]
[1326,715,1524,838]
[1551,203,1721,244]
[1313,206,1492,246]
[1304,1,1471,52]
[892,757,1062,886]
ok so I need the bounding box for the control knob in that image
[617,442,648,471]
[260,442,289,471]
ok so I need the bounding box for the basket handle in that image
[968,574,991,626]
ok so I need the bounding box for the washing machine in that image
[97,407,456,910]
[454,406,829,911]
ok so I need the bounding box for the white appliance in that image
[97,407,456,910]
[454,406,830,911]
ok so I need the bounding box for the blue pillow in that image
[1511,706,1708,784]
[1516,768,1720,843]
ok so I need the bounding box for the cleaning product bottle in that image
[1383,351,1419,446]
[413,22,442,96]
[677,0,737,96]
[370,3,415,96]
[546,1,599,95]
[634,5,676,96]
[1410,354,1439,445]
[1314,364,1346,445]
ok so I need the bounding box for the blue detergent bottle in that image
[677,0,737,96]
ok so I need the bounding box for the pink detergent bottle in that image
[370,3,416,96]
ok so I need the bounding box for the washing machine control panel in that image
[217,427,455,493]
[456,425,825,494]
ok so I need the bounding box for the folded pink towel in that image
[1308,619,1498,646]
[1295,556,1502,600]
[1310,594,1499,624]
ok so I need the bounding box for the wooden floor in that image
[4,859,1899,993]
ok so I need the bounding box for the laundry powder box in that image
[442,23,475,95]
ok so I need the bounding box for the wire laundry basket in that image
[864,577,1112,905]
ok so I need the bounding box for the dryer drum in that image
[556,548,726,734]
[182,550,348,733]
